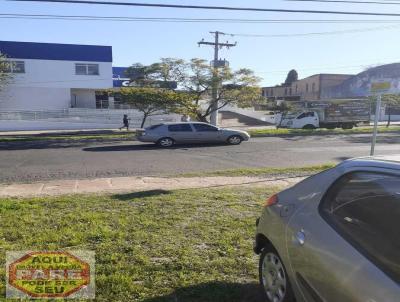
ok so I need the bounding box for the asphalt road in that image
[1,133,400,183]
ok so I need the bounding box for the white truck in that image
[279,99,370,130]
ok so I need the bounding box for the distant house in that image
[0,40,113,110]
[262,74,353,102]
[262,63,400,103]
[322,63,400,99]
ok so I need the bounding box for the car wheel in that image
[259,246,295,302]
[302,124,316,130]
[227,135,243,145]
[157,137,174,147]
[341,123,354,130]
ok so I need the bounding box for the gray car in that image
[254,155,400,302]
[136,122,250,147]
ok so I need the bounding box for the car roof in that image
[159,122,210,125]
[339,155,400,170]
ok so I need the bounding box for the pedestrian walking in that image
[119,114,130,131]
[181,114,191,122]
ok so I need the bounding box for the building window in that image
[289,88,292,95]
[284,88,288,95]
[295,85,298,93]
[306,83,309,92]
[312,83,316,92]
[4,61,25,73]
[75,63,99,75]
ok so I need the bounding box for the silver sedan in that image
[136,122,250,147]
[254,155,400,302]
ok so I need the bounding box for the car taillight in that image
[264,194,278,207]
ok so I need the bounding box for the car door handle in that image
[295,230,306,246]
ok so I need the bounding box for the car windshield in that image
[284,111,303,119]
[2,0,400,300]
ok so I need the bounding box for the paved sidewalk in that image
[0,128,132,136]
[0,175,305,198]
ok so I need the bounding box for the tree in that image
[124,63,159,87]
[171,58,264,122]
[122,58,265,123]
[115,87,195,128]
[0,52,12,92]
[269,100,293,128]
[284,69,298,86]
[368,94,400,127]
[125,58,184,89]
[382,94,400,127]
[150,58,186,84]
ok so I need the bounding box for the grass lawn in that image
[0,186,281,302]
[179,163,336,178]
[248,125,400,137]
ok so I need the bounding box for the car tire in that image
[302,124,316,130]
[259,246,295,302]
[341,123,354,130]
[227,135,243,145]
[156,137,174,147]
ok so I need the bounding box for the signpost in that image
[370,81,391,156]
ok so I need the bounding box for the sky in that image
[2,0,400,86]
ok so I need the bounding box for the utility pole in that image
[370,94,382,156]
[198,31,236,126]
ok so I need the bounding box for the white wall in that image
[71,89,96,109]
[0,59,112,110]
[0,86,71,110]
[8,59,112,89]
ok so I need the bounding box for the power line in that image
[228,24,400,37]
[9,0,400,17]
[2,13,400,38]
[5,13,400,23]
[286,0,400,5]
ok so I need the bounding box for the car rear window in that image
[192,123,218,132]
[147,124,163,130]
[320,172,400,283]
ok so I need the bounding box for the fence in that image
[0,108,180,129]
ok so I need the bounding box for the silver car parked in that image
[254,155,400,302]
[136,122,250,147]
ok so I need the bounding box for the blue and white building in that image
[0,41,113,110]
[112,66,130,88]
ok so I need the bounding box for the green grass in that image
[178,163,336,178]
[0,132,135,143]
[248,125,400,137]
[0,186,283,302]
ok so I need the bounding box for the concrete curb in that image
[0,175,305,198]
